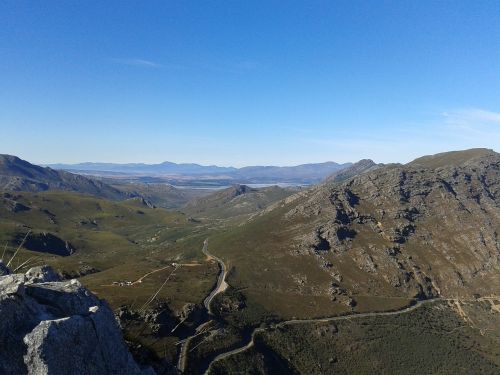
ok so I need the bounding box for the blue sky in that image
[1,1,500,166]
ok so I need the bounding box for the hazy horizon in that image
[2,146,495,169]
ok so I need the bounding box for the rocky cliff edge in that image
[0,263,154,375]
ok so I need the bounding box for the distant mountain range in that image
[0,154,359,206]
[47,161,352,184]
[236,162,352,182]
[47,161,237,175]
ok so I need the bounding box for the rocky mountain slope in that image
[0,154,130,200]
[183,184,297,218]
[295,148,499,299]
[209,148,500,317]
[0,264,152,374]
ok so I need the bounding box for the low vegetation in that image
[211,300,500,374]
[0,190,220,309]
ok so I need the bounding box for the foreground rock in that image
[0,261,10,276]
[0,265,154,375]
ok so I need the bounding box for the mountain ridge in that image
[183,184,298,218]
[0,154,131,200]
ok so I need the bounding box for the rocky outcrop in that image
[60,264,100,279]
[127,197,156,209]
[287,149,500,301]
[0,265,153,375]
[3,196,31,212]
[177,303,206,327]
[20,232,75,256]
[141,302,177,336]
[25,265,60,284]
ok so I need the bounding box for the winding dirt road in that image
[204,295,500,373]
[204,298,443,374]
[202,239,228,315]
[178,239,228,373]
[178,240,499,375]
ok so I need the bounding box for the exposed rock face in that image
[25,266,60,284]
[0,266,153,375]
[3,197,31,212]
[177,303,205,327]
[289,149,500,300]
[20,232,75,256]
[141,302,177,336]
[60,264,100,279]
[127,197,156,209]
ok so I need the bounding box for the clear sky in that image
[1,1,500,167]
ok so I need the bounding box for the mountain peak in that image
[325,159,380,183]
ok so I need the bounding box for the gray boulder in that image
[0,273,26,295]
[24,306,144,375]
[0,275,41,374]
[0,266,154,375]
[25,265,60,284]
[26,279,101,317]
